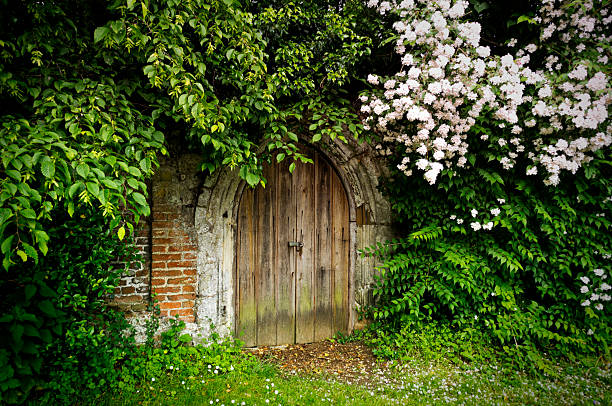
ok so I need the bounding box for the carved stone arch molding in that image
[193,137,395,340]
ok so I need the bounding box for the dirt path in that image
[249,340,392,385]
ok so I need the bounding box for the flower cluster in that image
[449,200,504,231]
[579,269,611,311]
[361,0,611,186]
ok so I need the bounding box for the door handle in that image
[288,241,304,248]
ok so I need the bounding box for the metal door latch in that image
[288,241,304,248]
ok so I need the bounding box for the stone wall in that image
[111,138,396,339]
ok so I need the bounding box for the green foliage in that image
[114,320,256,396]
[0,0,165,267]
[0,209,137,404]
[366,153,612,367]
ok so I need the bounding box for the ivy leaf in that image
[22,243,38,263]
[94,26,110,43]
[117,226,125,241]
[16,250,27,262]
[0,208,12,227]
[86,181,100,197]
[132,192,147,206]
[40,156,55,178]
[76,163,90,178]
[1,235,14,255]
[245,172,259,187]
[5,170,21,181]
[21,209,37,219]
[68,182,83,198]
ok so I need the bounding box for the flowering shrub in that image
[360,0,611,364]
[361,0,610,186]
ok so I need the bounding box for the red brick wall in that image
[111,156,200,324]
[150,204,197,322]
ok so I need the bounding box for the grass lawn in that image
[95,353,611,405]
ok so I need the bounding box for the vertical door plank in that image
[255,163,277,346]
[276,160,296,344]
[331,172,350,335]
[295,155,315,343]
[314,156,333,341]
[236,188,257,346]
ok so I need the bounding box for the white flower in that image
[367,74,379,85]
[595,303,603,310]
[580,286,589,293]
[490,208,501,216]
[471,209,478,218]
[470,222,481,231]
[580,276,590,284]
[601,283,611,291]
[581,300,591,307]
[587,329,593,335]
[594,268,604,277]
[457,218,464,224]
[497,198,505,204]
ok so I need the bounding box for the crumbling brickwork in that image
[111,153,202,325]
[150,203,197,322]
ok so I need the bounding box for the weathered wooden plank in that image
[276,160,295,344]
[256,163,277,346]
[236,147,350,346]
[331,171,350,335]
[314,155,333,341]
[236,187,256,346]
[295,154,315,343]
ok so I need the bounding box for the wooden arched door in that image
[235,149,350,346]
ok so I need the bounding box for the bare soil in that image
[249,340,391,385]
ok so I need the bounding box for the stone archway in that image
[193,138,394,339]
